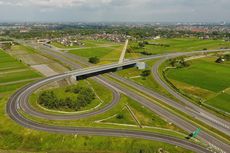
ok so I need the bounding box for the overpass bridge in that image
[70,39,137,80]
[68,61,137,80]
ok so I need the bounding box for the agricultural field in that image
[0,49,42,95]
[126,38,230,58]
[7,44,69,74]
[165,56,230,113]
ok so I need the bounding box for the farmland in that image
[127,38,230,58]
[0,49,42,95]
[165,56,230,113]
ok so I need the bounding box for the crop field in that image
[128,38,230,57]
[0,49,42,95]
[165,56,230,113]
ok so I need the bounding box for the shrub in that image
[116,114,124,119]
[89,56,100,64]
[141,70,151,77]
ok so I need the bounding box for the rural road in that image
[7,41,230,152]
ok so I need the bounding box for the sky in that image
[0,0,229,23]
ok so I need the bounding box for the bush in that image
[140,51,152,55]
[141,70,151,77]
[215,57,223,63]
[169,57,190,68]
[116,114,124,119]
[89,56,100,64]
[38,91,59,109]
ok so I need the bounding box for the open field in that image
[69,45,123,64]
[7,44,69,73]
[51,39,120,49]
[165,56,230,113]
[0,49,42,95]
[127,38,230,58]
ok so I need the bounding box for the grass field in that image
[51,39,120,49]
[29,79,113,114]
[127,38,230,58]
[165,56,230,113]
[0,89,191,153]
[69,45,123,64]
[116,60,177,99]
[0,49,42,95]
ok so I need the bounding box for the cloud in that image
[0,0,229,22]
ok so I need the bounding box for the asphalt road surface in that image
[7,41,230,152]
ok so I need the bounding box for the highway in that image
[7,41,230,153]
[152,58,230,133]
[39,41,230,134]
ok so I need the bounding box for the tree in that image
[89,56,100,64]
[169,57,190,68]
[116,114,124,119]
[38,91,59,109]
[138,42,145,48]
[141,70,151,77]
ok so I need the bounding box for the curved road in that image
[19,76,120,120]
[7,42,230,152]
[7,70,211,153]
[152,58,230,134]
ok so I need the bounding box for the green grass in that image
[128,38,230,57]
[0,49,42,95]
[0,51,25,70]
[29,79,113,114]
[0,81,32,94]
[0,94,192,153]
[24,89,187,134]
[11,45,36,54]
[51,39,119,49]
[69,46,120,59]
[205,91,230,113]
[0,71,41,84]
[164,56,230,113]
[116,60,177,99]
[104,107,137,125]
[166,57,230,92]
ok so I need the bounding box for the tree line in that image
[38,85,95,111]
